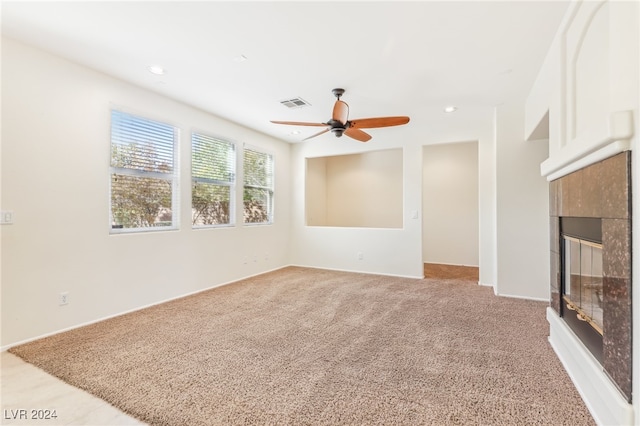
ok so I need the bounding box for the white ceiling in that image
[1,1,570,143]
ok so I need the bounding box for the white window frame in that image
[242,144,274,226]
[191,131,236,229]
[109,109,180,234]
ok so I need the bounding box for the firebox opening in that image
[560,217,603,363]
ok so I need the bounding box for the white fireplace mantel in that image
[526,0,638,181]
[541,110,633,181]
[526,0,639,424]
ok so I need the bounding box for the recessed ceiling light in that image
[289,130,301,136]
[147,65,166,75]
[444,106,458,113]
[233,54,248,62]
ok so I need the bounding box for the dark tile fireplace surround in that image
[549,151,632,401]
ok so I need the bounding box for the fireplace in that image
[560,217,603,362]
[550,151,632,402]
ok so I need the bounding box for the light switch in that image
[1,211,14,224]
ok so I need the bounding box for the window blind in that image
[192,133,235,183]
[110,110,178,231]
[243,147,274,224]
[243,148,274,189]
[191,133,236,227]
[111,110,175,173]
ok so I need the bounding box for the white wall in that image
[634,3,640,423]
[525,1,639,423]
[289,109,496,281]
[307,149,403,228]
[2,35,560,347]
[0,38,291,348]
[305,156,327,226]
[495,103,550,300]
[422,142,479,267]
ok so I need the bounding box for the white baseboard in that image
[289,263,424,280]
[547,307,634,426]
[2,265,425,352]
[423,261,479,268]
[1,265,289,352]
[496,292,548,302]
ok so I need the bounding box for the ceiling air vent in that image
[280,97,311,109]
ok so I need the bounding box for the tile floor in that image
[423,262,480,281]
[1,352,144,425]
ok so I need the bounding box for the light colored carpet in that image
[9,267,594,425]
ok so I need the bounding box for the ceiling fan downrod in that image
[270,87,409,143]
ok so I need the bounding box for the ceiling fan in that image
[271,88,410,142]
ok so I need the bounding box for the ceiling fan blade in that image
[344,127,371,142]
[332,100,349,125]
[302,128,330,141]
[271,120,327,127]
[349,116,410,129]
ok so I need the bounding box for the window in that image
[110,110,178,232]
[191,133,236,227]
[243,146,274,224]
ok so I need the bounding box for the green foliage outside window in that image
[110,110,176,231]
[110,111,274,231]
[243,148,273,224]
[191,133,235,227]
[111,174,172,228]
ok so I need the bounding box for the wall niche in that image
[306,148,403,228]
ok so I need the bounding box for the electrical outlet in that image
[59,292,69,306]
[357,252,364,260]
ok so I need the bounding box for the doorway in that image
[422,142,479,280]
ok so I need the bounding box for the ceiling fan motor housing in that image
[271,88,409,142]
[327,118,347,137]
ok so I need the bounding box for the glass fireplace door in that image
[563,236,603,335]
